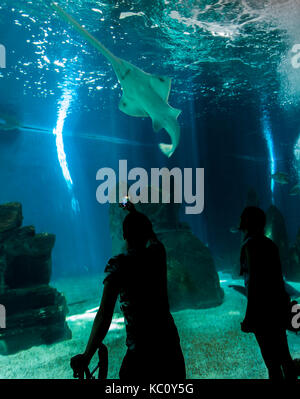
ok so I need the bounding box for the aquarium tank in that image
[0,0,300,382]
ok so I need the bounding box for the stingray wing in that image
[150,75,172,102]
[119,95,148,117]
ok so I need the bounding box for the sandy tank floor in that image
[1,272,300,379]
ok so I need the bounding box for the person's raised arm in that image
[83,280,119,363]
[240,243,257,329]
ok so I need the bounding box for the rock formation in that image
[265,205,291,278]
[109,187,224,311]
[0,202,71,355]
[245,187,260,208]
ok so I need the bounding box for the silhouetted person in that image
[239,206,297,380]
[71,200,186,380]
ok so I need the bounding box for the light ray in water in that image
[261,109,275,203]
[53,88,73,189]
[53,87,79,213]
[67,308,125,331]
[294,133,300,183]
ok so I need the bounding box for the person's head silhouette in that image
[123,209,154,249]
[239,206,266,235]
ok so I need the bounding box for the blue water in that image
[0,0,299,280]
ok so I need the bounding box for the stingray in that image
[229,283,300,299]
[0,112,152,147]
[51,2,181,158]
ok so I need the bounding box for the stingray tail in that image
[158,107,181,158]
[159,143,175,158]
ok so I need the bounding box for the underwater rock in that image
[0,286,70,355]
[289,228,300,282]
[265,205,291,279]
[245,187,260,207]
[0,202,71,355]
[109,190,224,311]
[0,202,22,236]
[2,226,55,289]
[158,228,224,310]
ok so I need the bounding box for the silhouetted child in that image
[239,206,297,380]
[71,200,186,380]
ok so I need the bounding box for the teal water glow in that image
[294,133,300,183]
[261,109,275,202]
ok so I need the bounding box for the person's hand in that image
[70,353,90,379]
[119,196,136,212]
